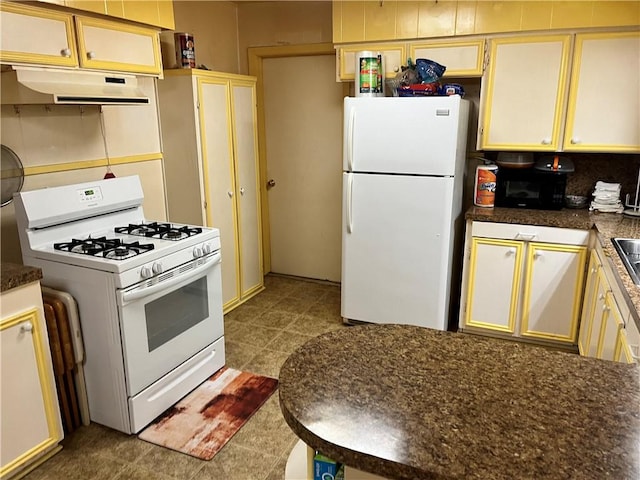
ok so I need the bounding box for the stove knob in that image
[193,246,203,258]
[152,262,164,275]
[141,266,153,279]
[202,243,212,254]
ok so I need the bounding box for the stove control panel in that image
[77,186,103,203]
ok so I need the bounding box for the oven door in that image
[116,250,223,396]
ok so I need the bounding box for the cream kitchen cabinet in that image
[333,0,640,44]
[478,34,571,151]
[336,39,484,83]
[1,277,63,479]
[0,2,79,68]
[336,44,405,82]
[459,221,588,346]
[563,31,640,153]
[578,240,639,363]
[480,31,640,153]
[74,16,162,75]
[41,0,175,29]
[0,2,162,75]
[158,69,264,313]
[409,39,485,77]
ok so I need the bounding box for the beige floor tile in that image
[230,323,281,348]
[265,330,315,355]
[134,444,206,479]
[191,443,279,480]
[270,296,317,314]
[113,463,175,480]
[305,300,342,321]
[224,339,260,370]
[286,313,346,337]
[225,304,265,324]
[243,349,292,379]
[24,450,128,480]
[254,309,300,330]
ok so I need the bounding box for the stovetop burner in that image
[115,222,203,241]
[54,237,154,259]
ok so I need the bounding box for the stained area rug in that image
[138,367,278,460]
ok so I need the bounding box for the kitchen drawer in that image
[471,221,589,245]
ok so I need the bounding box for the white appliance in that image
[341,96,470,330]
[14,175,225,434]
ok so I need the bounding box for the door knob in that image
[267,179,276,189]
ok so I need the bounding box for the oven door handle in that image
[121,252,221,304]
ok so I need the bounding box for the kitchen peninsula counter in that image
[466,207,640,326]
[279,324,640,480]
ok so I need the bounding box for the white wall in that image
[0,77,166,264]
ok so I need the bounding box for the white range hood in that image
[1,66,149,105]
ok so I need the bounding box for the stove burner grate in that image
[54,237,154,259]
[115,222,202,241]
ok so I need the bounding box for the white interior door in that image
[263,55,344,282]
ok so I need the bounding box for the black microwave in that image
[495,167,567,210]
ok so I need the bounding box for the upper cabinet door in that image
[0,2,78,67]
[74,16,162,75]
[479,35,571,151]
[563,32,640,153]
[410,40,484,77]
[337,44,405,81]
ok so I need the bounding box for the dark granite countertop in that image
[1,263,42,293]
[466,207,640,327]
[279,324,640,480]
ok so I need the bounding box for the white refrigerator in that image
[341,95,470,330]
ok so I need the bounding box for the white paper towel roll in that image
[355,51,385,97]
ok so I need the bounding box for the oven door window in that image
[145,277,209,351]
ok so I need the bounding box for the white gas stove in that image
[14,176,226,434]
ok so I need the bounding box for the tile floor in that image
[24,274,346,480]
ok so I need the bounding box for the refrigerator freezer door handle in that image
[347,173,354,234]
[348,108,355,171]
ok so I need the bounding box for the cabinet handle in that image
[20,322,33,334]
[533,251,543,259]
[506,247,516,256]
[541,138,551,145]
[598,293,606,300]
[227,191,233,197]
[87,51,96,60]
[570,138,581,145]
[60,48,71,57]
[239,187,245,195]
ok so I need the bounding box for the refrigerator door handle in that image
[347,108,355,171]
[346,173,354,234]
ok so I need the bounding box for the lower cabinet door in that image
[587,268,611,358]
[1,309,62,478]
[520,242,587,343]
[577,250,601,355]
[598,292,625,361]
[464,238,523,333]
